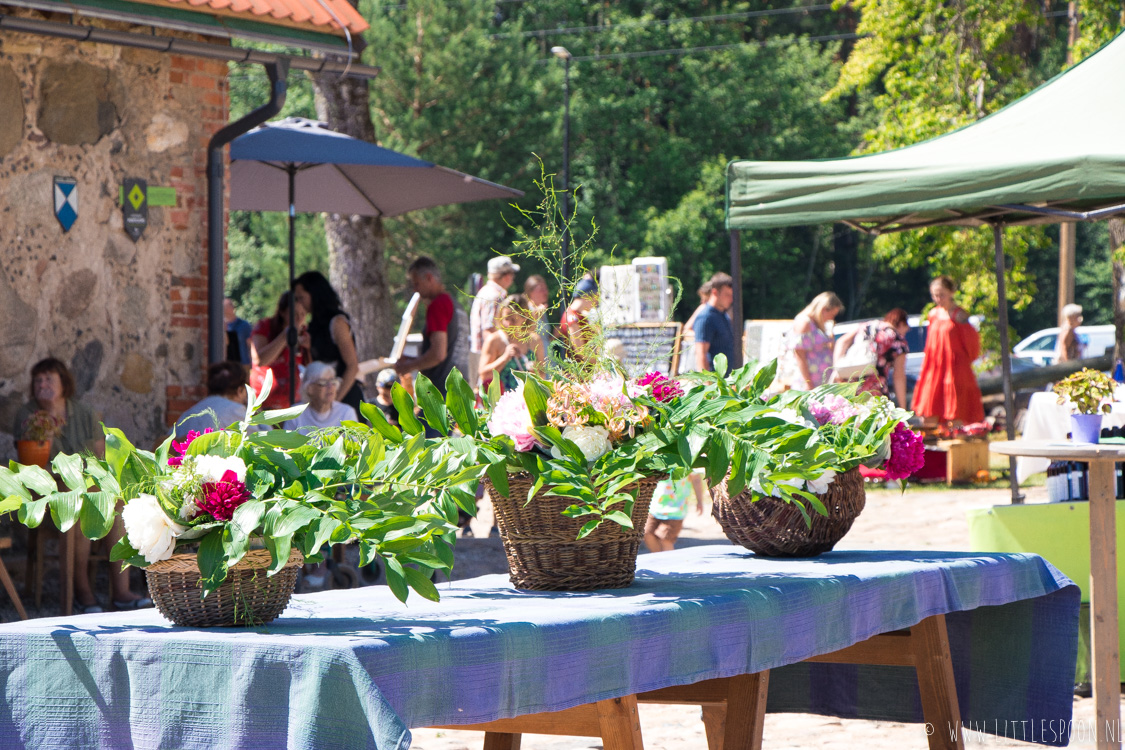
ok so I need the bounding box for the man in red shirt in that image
[395,256,470,397]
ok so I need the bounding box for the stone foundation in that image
[0,9,230,454]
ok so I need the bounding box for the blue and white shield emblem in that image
[53,177,78,232]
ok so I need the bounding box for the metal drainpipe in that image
[207,59,289,364]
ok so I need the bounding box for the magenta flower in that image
[168,428,214,467]
[195,470,251,521]
[884,422,925,480]
[637,372,683,403]
[808,395,859,426]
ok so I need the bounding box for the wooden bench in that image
[433,614,964,750]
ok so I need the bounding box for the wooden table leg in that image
[912,615,964,750]
[701,705,725,750]
[595,694,644,750]
[482,733,521,750]
[61,526,74,617]
[0,555,28,620]
[1089,460,1122,750]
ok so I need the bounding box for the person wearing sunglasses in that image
[283,361,358,434]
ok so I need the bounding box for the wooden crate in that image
[936,439,990,484]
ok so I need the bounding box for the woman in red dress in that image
[912,276,984,426]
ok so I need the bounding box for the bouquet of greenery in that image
[1054,367,1115,415]
[0,373,483,602]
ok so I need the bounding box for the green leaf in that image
[392,383,425,436]
[264,533,294,575]
[232,500,266,536]
[17,465,57,496]
[713,353,729,378]
[250,404,307,427]
[403,566,441,602]
[432,536,455,569]
[197,530,228,595]
[414,374,450,436]
[485,376,502,411]
[485,461,509,498]
[250,430,310,449]
[0,496,23,515]
[520,374,551,426]
[273,505,322,537]
[384,557,409,603]
[48,490,84,532]
[0,468,30,503]
[301,516,342,558]
[79,491,116,540]
[445,368,479,436]
[18,497,49,527]
[750,359,778,398]
[361,402,404,444]
[104,427,136,481]
[109,535,146,567]
[51,453,86,492]
[576,517,602,539]
[603,510,634,528]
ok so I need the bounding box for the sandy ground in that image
[412,482,1101,749]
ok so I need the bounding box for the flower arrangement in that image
[1054,368,1115,415]
[0,373,480,602]
[20,410,63,442]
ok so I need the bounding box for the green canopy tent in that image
[725,30,1125,503]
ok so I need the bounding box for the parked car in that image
[1012,324,1116,367]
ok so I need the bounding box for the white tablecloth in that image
[1017,391,1125,482]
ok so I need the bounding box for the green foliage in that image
[1054,367,1115,415]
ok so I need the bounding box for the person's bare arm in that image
[331,315,360,397]
[478,332,511,379]
[834,328,858,362]
[892,352,907,408]
[252,329,291,368]
[397,332,448,375]
[695,341,710,371]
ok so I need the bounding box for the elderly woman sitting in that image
[283,361,358,434]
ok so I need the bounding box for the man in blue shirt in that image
[692,273,735,371]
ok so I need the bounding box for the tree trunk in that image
[1109,218,1125,361]
[310,35,395,362]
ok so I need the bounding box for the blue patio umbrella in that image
[229,117,523,402]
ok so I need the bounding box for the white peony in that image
[193,454,247,484]
[552,424,612,463]
[121,494,186,565]
[806,470,837,495]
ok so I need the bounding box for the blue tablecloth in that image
[0,546,1079,749]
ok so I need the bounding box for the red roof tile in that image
[131,0,369,36]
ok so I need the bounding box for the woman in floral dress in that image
[835,308,911,407]
[778,291,843,390]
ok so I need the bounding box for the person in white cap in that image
[469,255,520,390]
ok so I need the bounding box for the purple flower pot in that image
[1070,413,1104,444]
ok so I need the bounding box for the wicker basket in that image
[483,473,661,591]
[145,547,303,627]
[711,467,866,557]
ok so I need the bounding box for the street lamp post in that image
[551,46,572,287]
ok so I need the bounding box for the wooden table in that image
[436,614,964,750]
[992,439,1125,749]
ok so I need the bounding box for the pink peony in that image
[808,394,859,426]
[884,422,925,480]
[636,372,683,403]
[168,428,213,467]
[195,469,251,521]
[488,388,537,451]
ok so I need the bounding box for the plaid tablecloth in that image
[0,546,1079,749]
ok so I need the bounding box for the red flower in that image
[196,470,251,521]
[884,422,925,481]
[168,428,213,467]
[637,371,684,403]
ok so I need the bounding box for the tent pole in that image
[288,164,298,406]
[993,223,1024,504]
[730,229,744,369]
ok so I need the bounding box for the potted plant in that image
[694,357,924,557]
[15,410,63,468]
[1054,367,1115,443]
[0,373,476,625]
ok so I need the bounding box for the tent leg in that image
[730,229,743,369]
[993,223,1024,504]
[288,165,298,406]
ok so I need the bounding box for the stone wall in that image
[0,11,230,455]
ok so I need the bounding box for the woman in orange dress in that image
[912,276,984,426]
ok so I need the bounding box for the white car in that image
[1012,324,1115,367]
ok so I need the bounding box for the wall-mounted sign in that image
[122,177,147,242]
[117,185,177,207]
[53,177,78,232]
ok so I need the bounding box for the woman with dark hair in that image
[14,358,150,612]
[249,291,310,410]
[912,275,984,426]
[835,308,911,407]
[293,271,362,413]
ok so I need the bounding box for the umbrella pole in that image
[993,223,1023,503]
[288,165,298,407]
